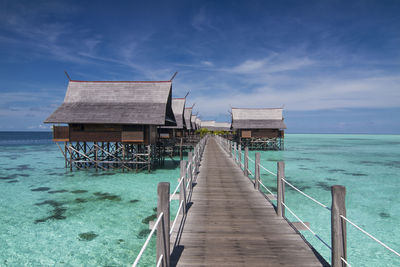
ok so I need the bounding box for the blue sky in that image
[0,0,399,133]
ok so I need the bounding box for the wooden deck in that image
[171,137,327,267]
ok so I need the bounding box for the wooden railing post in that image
[157,182,170,267]
[238,144,242,168]
[244,147,249,177]
[180,160,187,215]
[188,152,193,193]
[234,143,237,162]
[255,152,260,190]
[331,185,347,267]
[229,141,232,158]
[277,162,285,217]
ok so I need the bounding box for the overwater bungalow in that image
[191,115,198,130]
[195,117,201,130]
[231,107,286,150]
[184,107,193,135]
[44,79,176,171]
[159,97,186,140]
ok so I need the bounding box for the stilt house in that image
[184,107,193,135]
[231,108,286,150]
[195,118,201,130]
[191,115,197,131]
[159,98,186,139]
[44,80,176,171]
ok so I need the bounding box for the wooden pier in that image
[170,137,327,266]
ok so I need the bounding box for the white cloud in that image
[201,60,214,66]
[226,56,314,74]
[186,74,400,119]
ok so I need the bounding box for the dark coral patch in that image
[384,161,400,168]
[7,180,19,183]
[48,190,69,194]
[92,172,116,177]
[0,174,18,180]
[379,212,390,219]
[344,172,367,177]
[315,182,331,191]
[31,187,51,192]
[142,214,157,224]
[129,199,139,203]
[75,198,88,203]
[35,200,62,207]
[93,192,121,201]
[5,164,34,171]
[78,231,98,241]
[34,205,67,224]
[137,229,151,239]
[71,190,88,194]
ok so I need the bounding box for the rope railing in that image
[282,202,332,250]
[156,254,164,267]
[340,215,400,257]
[132,212,164,267]
[282,178,331,211]
[170,201,184,235]
[341,257,352,267]
[259,180,276,196]
[170,176,184,202]
[258,163,277,176]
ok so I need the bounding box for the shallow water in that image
[245,134,400,266]
[1,133,399,266]
[0,132,180,266]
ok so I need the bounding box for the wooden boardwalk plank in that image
[171,137,327,267]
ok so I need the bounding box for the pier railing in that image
[216,135,400,267]
[132,135,208,267]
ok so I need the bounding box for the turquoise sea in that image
[244,134,400,266]
[1,132,399,266]
[0,132,180,266]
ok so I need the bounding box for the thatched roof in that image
[231,108,286,129]
[45,80,175,125]
[184,107,192,130]
[191,115,197,130]
[195,118,201,128]
[163,98,186,129]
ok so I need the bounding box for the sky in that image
[0,0,399,133]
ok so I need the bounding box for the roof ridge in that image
[231,107,283,109]
[70,80,171,83]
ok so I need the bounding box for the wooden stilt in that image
[95,142,98,172]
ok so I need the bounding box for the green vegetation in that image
[195,128,230,137]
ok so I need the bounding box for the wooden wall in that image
[240,129,284,139]
[53,124,157,145]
